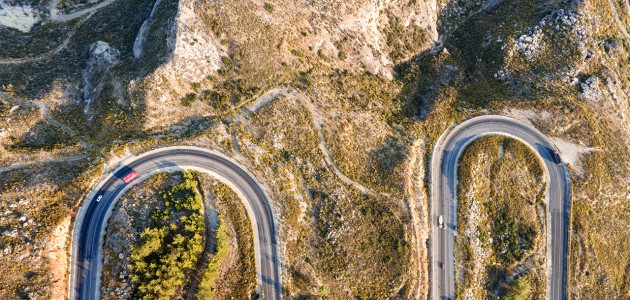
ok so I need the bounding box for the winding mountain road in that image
[69,147,281,299]
[430,115,570,300]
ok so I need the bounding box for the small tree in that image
[263,2,274,13]
[503,277,532,300]
[181,93,198,107]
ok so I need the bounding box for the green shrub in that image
[383,11,428,62]
[181,93,198,107]
[196,216,229,299]
[291,49,305,57]
[129,172,205,299]
[503,276,532,300]
[263,2,274,13]
[488,204,536,263]
[201,90,229,109]
[191,82,201,91]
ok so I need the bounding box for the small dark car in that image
[551,149,562,164]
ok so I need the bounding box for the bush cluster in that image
[197,182,257,299]
[503,276,532,300]
[489,205,536,263]
[181,93,198,107]
[128,172,205,299]
[196,216,229,299]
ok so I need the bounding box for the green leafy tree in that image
[503,277,532,300]
[129,172,206,299]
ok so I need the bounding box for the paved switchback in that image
[69,147,281,300]
[430,115,570,300]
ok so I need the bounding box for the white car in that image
[438,215,444,229]
[96,195,103,202]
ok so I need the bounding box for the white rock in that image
[580,76,602,102]
[88,41,121,69]
[0,1,40,33]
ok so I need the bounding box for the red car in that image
[122,170,138,183]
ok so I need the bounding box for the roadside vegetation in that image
[195,217,229,299]
[128,171,205,299]
[0,158,97,299]
[195,181,256,299]
[455,136,546,299]
[0,0,629,298]
[100,172,256,299]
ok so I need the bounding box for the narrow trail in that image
[0,94,90,173]
[235,88,290,122]
[27,100,90,148]
[297,92,381,197]
[235,87,383,197]
[0,0,116,65]
[608,0,630,39]
[0,13,92,65]
[0,154,88,174]
[49,0,117,23]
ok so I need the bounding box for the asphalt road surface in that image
[430,115,570,300]
[69,147,281,299]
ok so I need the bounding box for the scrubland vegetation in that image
[100,172,256,299]
[195,181,256,299]
[128,172,205,299]
[195,217,229,299]
[455,136,546,299]
[232,93,412,298]
[0,0,629,298]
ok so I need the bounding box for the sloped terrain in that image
[0,0,628,298]
[455,136,547,299]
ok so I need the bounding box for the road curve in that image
[69,147,281,299]
[430,115,570,300]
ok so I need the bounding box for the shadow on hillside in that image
[1,0,180,144]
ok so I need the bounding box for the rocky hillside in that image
[0,0,628,298]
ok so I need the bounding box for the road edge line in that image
[430,115,569,300]
[70,146,282,299]
[68,159,136,300]
[428,122,456,300]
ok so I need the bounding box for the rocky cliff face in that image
[138,0,440,130]
[0,0,628,298]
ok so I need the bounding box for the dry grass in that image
[232,93,413,298]
[455,136,546,300]
[199,181,256,299]
[0,158,98,299]
[0,0,629,298]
